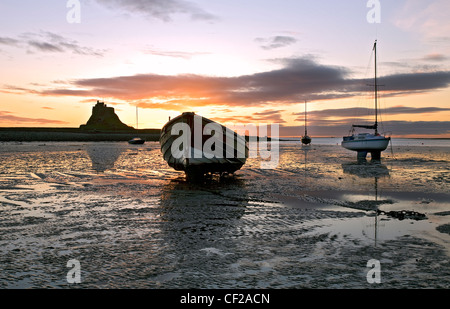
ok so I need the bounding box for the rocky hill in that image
[80,101,134,131]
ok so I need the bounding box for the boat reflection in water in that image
[341,161,428,247]
[342,161,390,180]
[86,144,124,173]
[342,161,390,247]
[158,177,248,261]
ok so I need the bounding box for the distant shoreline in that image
[0,127,161,142]
[1,128,449,142]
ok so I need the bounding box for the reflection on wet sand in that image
[152,176,249,287]
[341,160,430,247]
[342,161,390,179]
[159,176,248,234]
[341,161,390,247]
[86,144,125,172]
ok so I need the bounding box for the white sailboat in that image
[342,40,390,160]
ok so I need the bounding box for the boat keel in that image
[357,150,382,161]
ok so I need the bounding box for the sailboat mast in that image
[374,40,378,134]
[136,106,139,130]
[304,100,308,136]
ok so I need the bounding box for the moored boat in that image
[301,100,312,145]
[301,135,312,145]
[128,137,145,145]
[160,112,248,178]
[128,106,146,145]
[342,40,391,160]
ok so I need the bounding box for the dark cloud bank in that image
[36,56,450,106]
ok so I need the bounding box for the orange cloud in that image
[16,57,450,112]
[211,110,286,125]
[0,111,69,125]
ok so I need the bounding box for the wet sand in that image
[0,141,449,288]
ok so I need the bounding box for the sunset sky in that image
[1,0,449,137]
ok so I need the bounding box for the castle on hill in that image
[80,101,134,131]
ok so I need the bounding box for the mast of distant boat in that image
[136,106,139,130]
[374,40,378,135]
[304,100,308,137]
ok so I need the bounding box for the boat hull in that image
[160,112,248,177]
[128,138,145,145]
[341,136,390,152]
[301,136,312,145]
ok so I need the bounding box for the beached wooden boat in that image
[160,112,248,178]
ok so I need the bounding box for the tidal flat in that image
[0,140,449,288]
